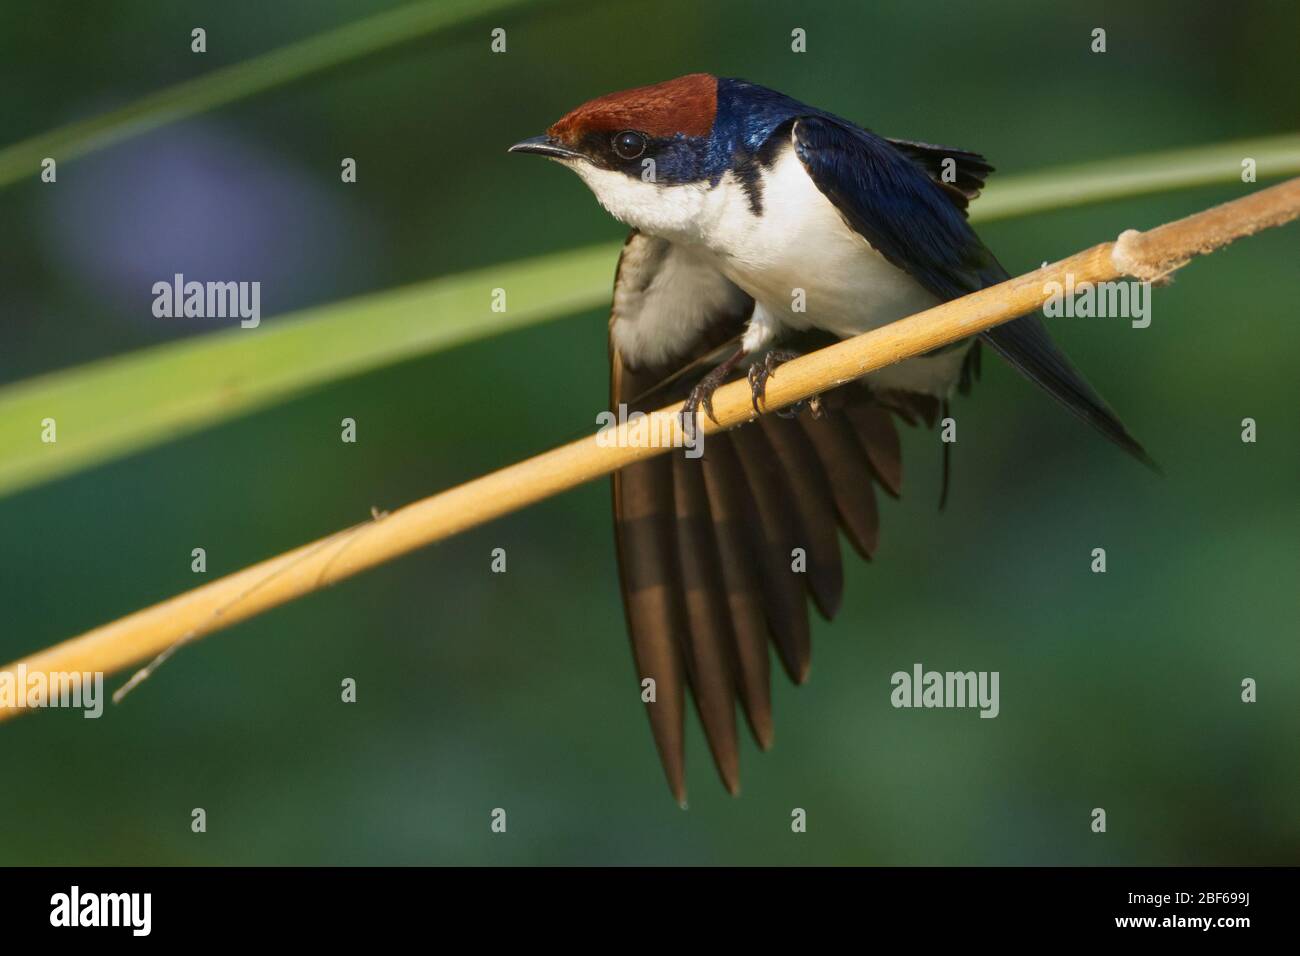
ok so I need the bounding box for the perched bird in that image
[511,74,1149,803]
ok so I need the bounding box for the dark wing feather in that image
[697,440,773,750]
[755,415,844,619]
[609,232,909,800]
[609,390,689,803]
[793,115,1152,466]
[725,423,814,684]
[979,316,1156,467]
[668,451,742,793]
[885,136,995,213]
[799,395,882,559]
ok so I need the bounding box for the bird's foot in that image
[746,349,805,417]
[680,349,747,430]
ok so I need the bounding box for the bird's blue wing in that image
[792,115,1151,465]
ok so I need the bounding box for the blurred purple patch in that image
[42,120,378,333]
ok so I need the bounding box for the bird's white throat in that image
[564,160,711,243]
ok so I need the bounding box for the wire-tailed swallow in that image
[512,73,1150,802]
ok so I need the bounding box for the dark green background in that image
[1,0,1296,864]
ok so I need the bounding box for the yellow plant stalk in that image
[2,177,1298,720]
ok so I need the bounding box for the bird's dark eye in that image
[612,130,647,160]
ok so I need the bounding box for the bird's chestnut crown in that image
[517,73,719,176]
[510,74,727,237]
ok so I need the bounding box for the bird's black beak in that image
[508,135,585,161]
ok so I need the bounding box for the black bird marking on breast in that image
[729,120,795,216]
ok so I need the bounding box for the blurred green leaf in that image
[1,135,1297,500]
[0,245,616,498]
[975,134,1300,220]
[0,0,543,189]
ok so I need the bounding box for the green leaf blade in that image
[0,243,619,497]
[0,0,542,188]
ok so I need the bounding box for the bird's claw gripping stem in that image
[680,348,747,431]
[747,350,804,417]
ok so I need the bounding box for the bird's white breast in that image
[694,135,963,395]
[698,138,940,337]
